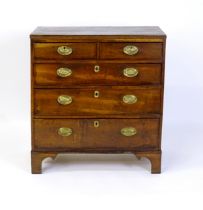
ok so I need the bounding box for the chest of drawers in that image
[30,26,166,174]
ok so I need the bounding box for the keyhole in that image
[94,90,99,98]
[94,121,99,127]
[94,65,100,72]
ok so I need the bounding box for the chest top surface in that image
[30,26,166,43]
[31,26,166,36]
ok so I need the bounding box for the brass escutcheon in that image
[94,65,100,72]
[94,90,100,98]
[94,121,99,127]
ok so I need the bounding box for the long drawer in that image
[33,119,160,149]
[34,87,161,116]
[34,63,162,86]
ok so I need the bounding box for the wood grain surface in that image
[34,43,97,60]
[34,87,161,116]
[34,63,162,86]
[33,118,160,149]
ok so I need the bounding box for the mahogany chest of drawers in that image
[30,26,166,174]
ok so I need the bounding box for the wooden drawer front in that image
[34,63,161,86]
[83,119,160,148]
[34,119,160,149]
[34,63,105,86]
[104,63,161,85]
[34,119,82,149]
[34,87,161,116]
[33,43,97,60]
[100,43,162,60]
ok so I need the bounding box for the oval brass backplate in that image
[58,127,72,136]
[121,127,137,136]
[123,95,137,104]
[123,68,139,77]
[123,45,139,55]
[57,46,72,55]
[57,95,72,105]
[57,67,72,77]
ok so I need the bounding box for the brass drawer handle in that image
[57,46,72,55]
[57,67,72,77]
[58,127,72,136]
[121,127,137,136]
[57,95,72,105]
[123,45,139,55]
[123,68,139,77]
[94,65,100,72]
[123,95,137,104]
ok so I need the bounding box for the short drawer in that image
[100,43,162,60]
[34,87,161,116]
[34,119,82,149]
[34,63,161,86]
[33,119,160,149]
[33,43,97,60]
